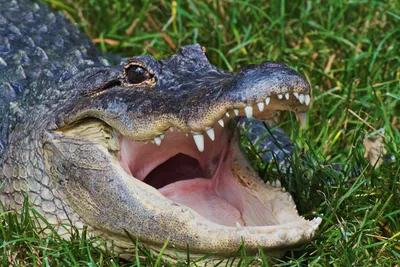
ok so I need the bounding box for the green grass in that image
[2,0,400,265]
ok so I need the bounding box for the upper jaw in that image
[55,47,311,144]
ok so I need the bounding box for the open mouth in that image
[117,93,318,229]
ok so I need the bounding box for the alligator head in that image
[3,42,320,262]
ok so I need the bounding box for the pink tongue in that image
[159,178,243,226]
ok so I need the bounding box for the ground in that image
[1,0,399,266]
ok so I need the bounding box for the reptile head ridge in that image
[42,44,320,261]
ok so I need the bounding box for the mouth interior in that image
[144,153,207,189]
[118,119,286,227]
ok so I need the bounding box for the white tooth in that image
[297,112,307,129]
[272,180,276,187]
[160,134,165,139]
[266,181,271,186]
[307,227,314,234]
[265,97,270,105]
[277,94,283,99]
[257,102,264,112]
[177,129,181,132]
[297,229,305,235]
[288,195,292,202]
[293,92,299,99]
[193,134,204,152]
[282,187,286,192]
[170,127,174,132]
[305,94,311,106]
[244,106,253,118]
[233,109,239,116]
[299,94,305,104]
[313,217,322,225]
[154,137,161,146]
[185,133,188,137]
[225,112,230,118]
[236,221,243,230]
[206,128,215,141]
[275,180,281,187]
[218,119,224,127]
[277,231,287,240]
[293,205,297,209]
[285,92,290,100]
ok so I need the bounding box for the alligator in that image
[0,0,321,264]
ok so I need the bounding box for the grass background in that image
[2,0,399,266]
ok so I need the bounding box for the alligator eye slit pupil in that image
[126,65,152,84]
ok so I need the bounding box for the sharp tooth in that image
[293,92,299,99]
[170,127,174,132]
[257,102,264,112]
[154,137,161,146]
[277,94,283,99]
[225,112,230,118]
[275,180,281,187]
[299,94,305,104]
[288,195,292,202]
[285,92,290,100]
[265,97,271,105]
[236,221,243,230]
[193,134,204,152]
[244,106,253,118]
[185,133,188,137]
[313,217,322,225]
[218,119,224,127]
[277,231,287,240]
[297,112,307,129]
[305,94,311,106]
[205,128,215,141]
[282,187,286,192]
[233,109,239,116]
[160,134,165,139]
[177,129,181,132]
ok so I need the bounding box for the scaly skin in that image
[0,0,321,264]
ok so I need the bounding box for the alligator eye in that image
[125,64,153,84]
